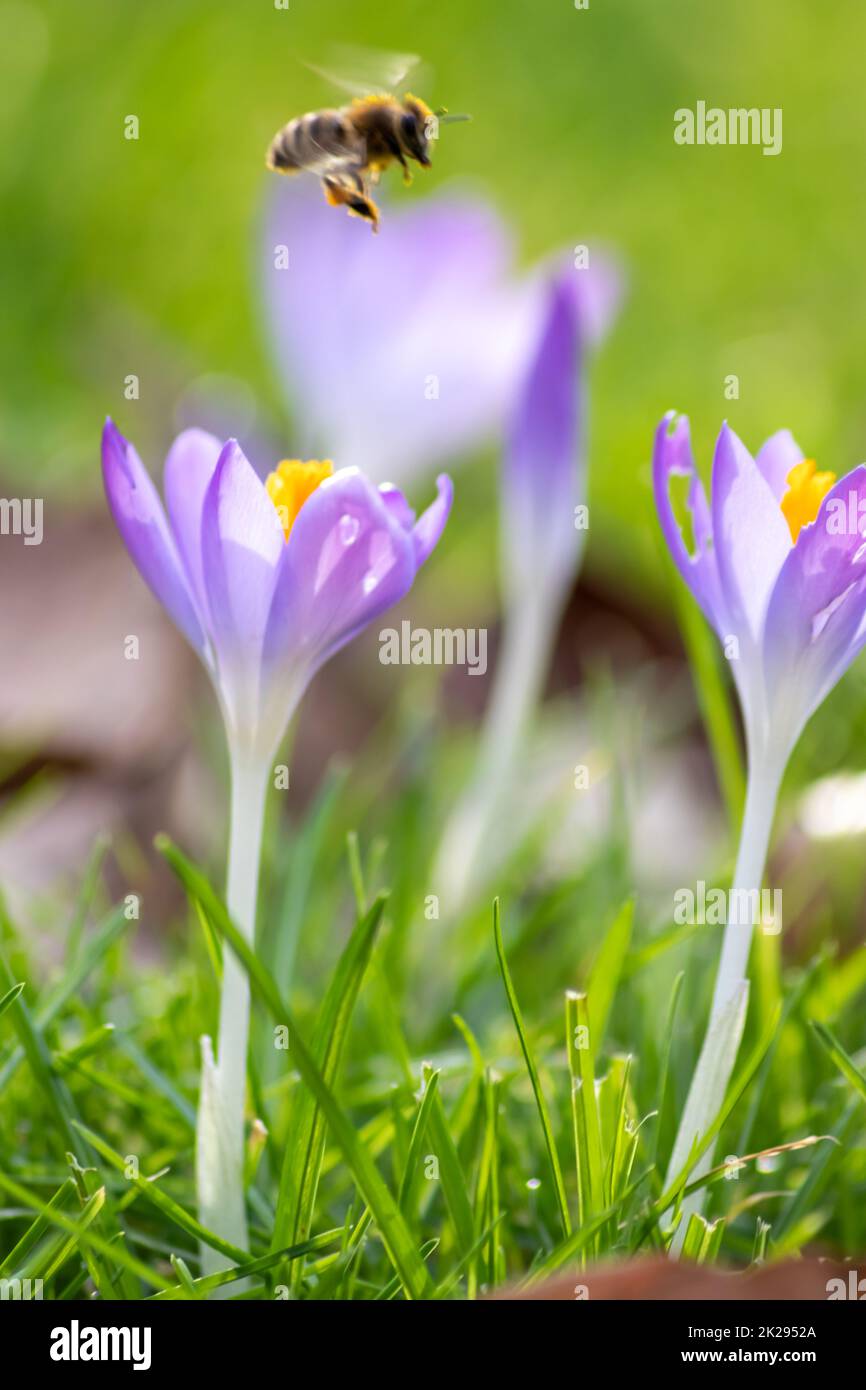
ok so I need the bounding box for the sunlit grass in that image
[1,725,864,1300]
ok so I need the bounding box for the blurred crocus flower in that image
[435,256,623,909]
[102,418,451,1271]
[262,181,540,486]
[654,413,866,1237]
[501,257,622,604]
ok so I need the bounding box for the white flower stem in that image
[476,592,553,789]
[665,748,783,1249]
[435,588,557,911]
[196,748,268,1280]
[709,760,780,1026]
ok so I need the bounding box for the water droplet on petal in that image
[338,514,360,546]
[363,574,379,595]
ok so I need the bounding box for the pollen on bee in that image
[265,459,334,541]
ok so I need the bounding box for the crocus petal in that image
[201,440,285,724]
[711,422,791,649]
[503,269,582,597]
[755,429,805,503]
[507,272,579,493]
[101,418,207,655]
[764,466,866,725]
[572,250,624,348]
[378,482,416,532]
[412,474,453,567]
[263,181,538,484]
[163,428,223,613]
[262,468,420,693]
[652,412,727,637]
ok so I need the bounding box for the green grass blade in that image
[166,1232,342,1301]
[64,834,109,965]
[150,1230,344,1300]
[566,990,604,1233]
[493,898,570,1238]
[0,953,83,1157]
[0,980,24,1022]
[641,1001,783,1240]
[43,1186,106,1281]
[524,1169,652,1283]
[158,836,433,1300]
[472,1067,505,1289]
[0,1178,76,1275]
[587,898,634,1048]
[73,1120,249,1265]
[606,1053,635,1206]
[565,990,587,1229]
[271,766,348,991]
[773,1100,860,1242]
[373,1238,438,1301]
[275,893,387,1265]
[65,1149,127,1299]
[0,1171,171,1292]
[736,958,822,1156]
[652,970,684,1172]
[53,1023,116,1072]
[0,906,127,1094]
[681,1211,722,1263]
[397,1067,440,1214]
[810,1020,866,1105]
[169,1253,202,1298]
[115,1031,197,1128]
[424,1083,476,1260]
[432,1215,505,1300]
[36,904,128,1028]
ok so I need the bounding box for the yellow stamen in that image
[265,459,333,541]
[780,459,835,542]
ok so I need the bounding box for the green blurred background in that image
[5,0,866,801]
[6,0,866,548]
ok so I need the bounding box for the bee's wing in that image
[309,123,365,167]
[304,46,423,98]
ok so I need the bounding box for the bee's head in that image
[399,96,434,166]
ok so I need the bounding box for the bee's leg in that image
[321,176,348,207]
[390,149,412,185]
[391,146,412,186]
[321,175,380,232]
[380,132,411,185]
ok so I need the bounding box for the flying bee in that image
[266,50,469,231]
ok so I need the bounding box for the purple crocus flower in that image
[262,181,540,485]
[654,411,866,1240]
[501,256,623,605]
[101,419,452,763]
[435,255,623,910]
[654,413,866,767]
[101,417,452,1272]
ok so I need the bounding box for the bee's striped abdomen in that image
[267,109,355,175]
